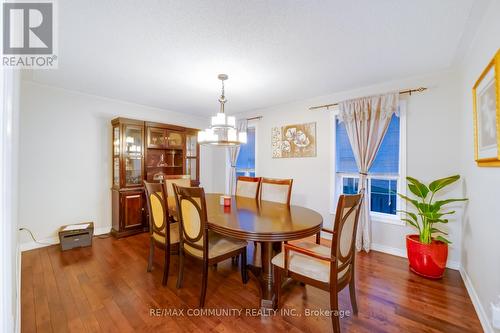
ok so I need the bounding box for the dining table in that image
[199,193,323,309]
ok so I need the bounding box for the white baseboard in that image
[460,266,494,333]
[369,242,461,270]
[371,242,407,258]
[19,226,111,252]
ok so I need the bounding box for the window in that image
[335,111,405,222]
[235,127,256,177]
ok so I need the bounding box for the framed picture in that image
[473,49,500,166]
[272,122,316,158]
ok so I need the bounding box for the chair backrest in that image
[143,181,170,240]
[330,194,364,281]
[165,175,191,197]
[259,178,293,205]
[236,176,261,199]
[172,184,208,257]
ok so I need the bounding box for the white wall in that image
[18,82,214,248]
[237,70,464,267]
[458,0,500,331]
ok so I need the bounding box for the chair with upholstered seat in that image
[173,184,249,307]
[165,175,192,221]
[254,177,293,265]
[144,181,180,286]
[236,176,261,199]
[259,178,293,205]
[272,194,363,332]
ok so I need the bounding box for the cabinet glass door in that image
[186,158,197,181]
[185,133,198,183]
[124,126,143,186]
[186,134,197,157]
[113,126,120,187]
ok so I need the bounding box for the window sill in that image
[370,212,405,226]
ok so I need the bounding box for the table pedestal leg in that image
[259,241,279,309]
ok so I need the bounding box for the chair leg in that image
[273,265,281,310]
[176,248,184,289]
[330,291,341,333]
[162,246,170,286]
[315,231,321,244]
[199,261,209,308]
[147,239,154,272]
[231,256,239,265]
[272,242,282,253]
[349,277,358,314]
[240,249,248,284]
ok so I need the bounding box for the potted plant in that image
[398,175,467,279]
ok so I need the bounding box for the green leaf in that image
[402,218,420,230]
[430,218,449,224]
[417,203,438,214]
[397,210,418,223]
[397,193,419,209]
[427,211,455,220]
[431,228,448,235]
[433,198,468,210]
[429,175,460,193]
[406,177,429,199]
[435,236,452,244]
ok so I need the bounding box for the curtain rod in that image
[246,116,263,121]
[309,87,427,111]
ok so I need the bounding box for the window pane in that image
[370,115,400,174]
[336,114,400,175]
[342,177,359,194]
[236,127,255,173]
[370,178,397,215]
[335,120,358,173]
[236,170,255,178]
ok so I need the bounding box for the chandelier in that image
[198,74,247,146]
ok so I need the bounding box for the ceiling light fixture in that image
[198,74,247,146]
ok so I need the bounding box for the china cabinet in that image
[111,117,200,237]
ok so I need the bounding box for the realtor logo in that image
[2,1,57,68]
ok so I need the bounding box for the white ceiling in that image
[30,0,479,115]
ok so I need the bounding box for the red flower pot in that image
[406,234,448,279]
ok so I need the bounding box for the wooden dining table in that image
[195,193,323,309]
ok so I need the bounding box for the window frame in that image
[330,100,407,226]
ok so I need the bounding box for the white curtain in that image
[338,92,399,252]
[227,119,248,195]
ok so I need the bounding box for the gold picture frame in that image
[473,49,500,166]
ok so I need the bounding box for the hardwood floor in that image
[21,233,482,333]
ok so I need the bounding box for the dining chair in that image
[143,181,180,286]
[165,175,192,221]
[254,177,294,264]
[172,184,249,307]
[272,194,363,332]
[259,177,293,205]
[236,176,261,199]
